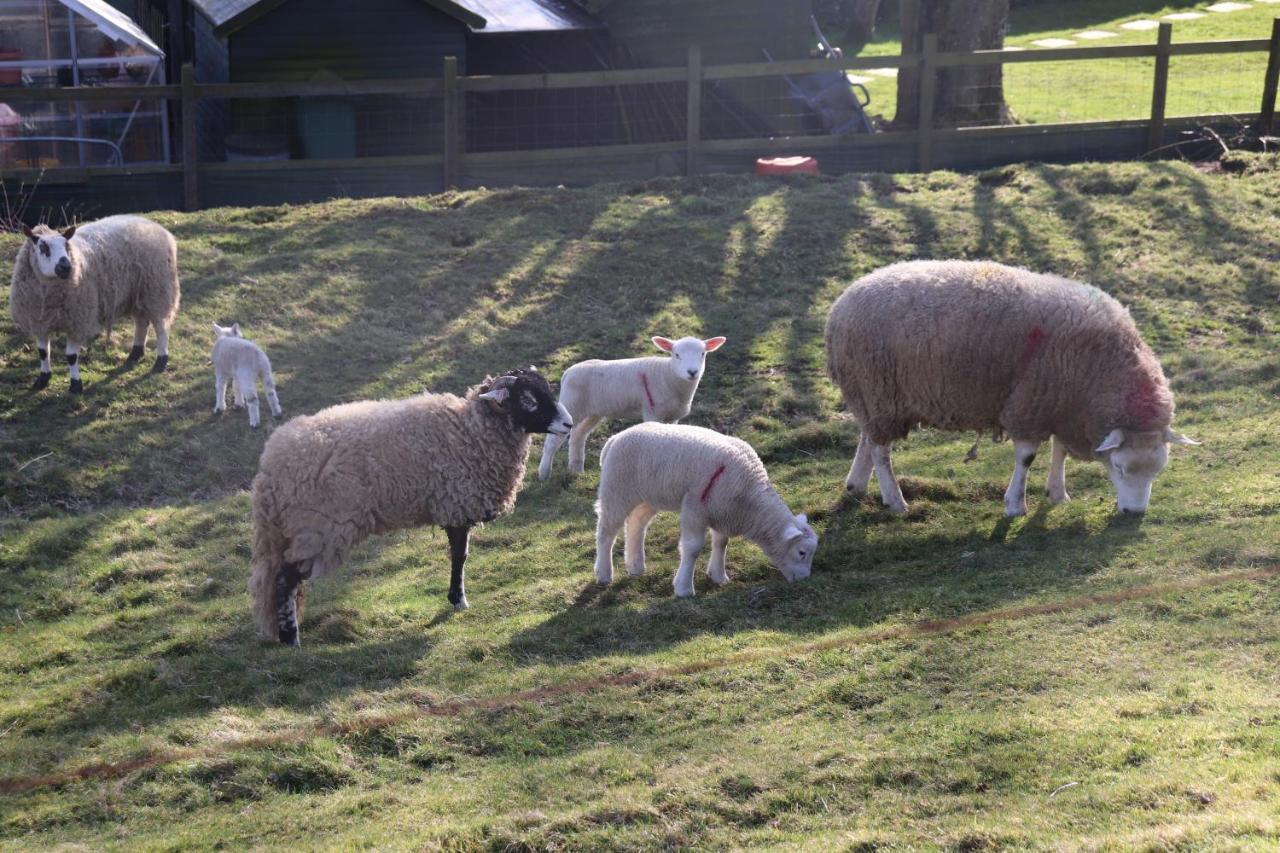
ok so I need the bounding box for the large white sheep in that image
[9,215,180,393]
[538,335,726,480]
[593,423,817,598]
[249,368,571,646]
[824,260,1199,517]
[211,322,282,429]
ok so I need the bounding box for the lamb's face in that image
[1095,427,1199,515]
[775,513,817,583]
[653,335,727,382]
[22,225,76,280]
[479,368,573,436]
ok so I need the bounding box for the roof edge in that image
[213,0,487,37]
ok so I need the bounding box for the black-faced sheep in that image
[9,215,180,393]
[593,423,817,597]
[538,335,726,480]
[249,368,572,646]
[824,260,1198,517]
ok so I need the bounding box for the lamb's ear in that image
[1095,428,1125,453]
[704,336,727,352]
[1165,428,1201,447]
[61,225,76,241]
[232,323,242,337]
[211,322,222,336]
[783,523,804,542]
[22,225,35,242]
[652,336,674,353]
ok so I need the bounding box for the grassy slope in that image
[849,0,1279,124]
[1,160,1279,849]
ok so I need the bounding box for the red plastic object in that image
[755,156,818,175]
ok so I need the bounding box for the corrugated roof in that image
[193,0,599,34]
[453,0,601,32]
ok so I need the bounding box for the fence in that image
[1,18,1278,214]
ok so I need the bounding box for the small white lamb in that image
[593,422,817,598]
[538,334,726,480]
[211,323,282,429]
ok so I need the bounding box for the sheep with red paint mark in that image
[825,260,1198,516]
[537,335,726,480]
[593,423,816,598]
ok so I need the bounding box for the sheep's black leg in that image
[125,345,145,363]
[32,342,50,390]
[445,525,471,610]
[275,562,306,646]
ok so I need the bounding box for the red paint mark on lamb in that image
[1124,376,1168,429]
[700,464,727,504]
[640,374,655,409]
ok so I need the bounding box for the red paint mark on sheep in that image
[1021,325,1048,367]
[701,464,726,504]
[640,374,655,410]
[1125,377,1166,429]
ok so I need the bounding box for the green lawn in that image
[846,0,1280,125]
[2,158,1279,848]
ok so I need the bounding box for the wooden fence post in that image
[1260,17,1280,136]
[916,32,938,172]
[686,44,702,177]
[1147,22,1173,156]
[181,63,198,212]
[443,56,460,189]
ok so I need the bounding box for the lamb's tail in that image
[248,473,303,641]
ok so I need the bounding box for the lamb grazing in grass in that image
[538,335,726,480]
[824,260,1199,517]
[9,216,179,393]
[211,323,283,429]
[593,423,817,598]
[250,367,572,646]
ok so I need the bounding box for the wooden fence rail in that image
[2,20,1277,211]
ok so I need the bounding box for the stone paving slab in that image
[1164,11,1206,19]
[845,73,872,84]
[1076,30,1118,39]
[1032,37,1077,47]
[1205,1,1252,10]
[1120,19,1161,30]
[865,68,898,78]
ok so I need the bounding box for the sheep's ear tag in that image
[652,336,674,353]
[1095,429,1125,453]
[1165,428,1201,447]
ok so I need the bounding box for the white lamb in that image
[538,335,726,480]
[593,422,817,598]
[211,323,282,429]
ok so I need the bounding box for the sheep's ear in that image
[478,386,509,409]
[1165,428,1200,447]
[211,322,222,335]
[704,336,727,352]
[1095,428,1125,453]
[61,225,76,241]
[22,225,35,242]
[232,323,242,337]
[783,523,805,542]
[652,336,674,353]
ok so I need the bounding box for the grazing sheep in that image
[593,423,817,598]
[9,216,180,393]
[538,335,726,480]
[824,260,1199,517]
[211,323,283,429]
[249,368,572,646]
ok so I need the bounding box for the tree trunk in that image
[843,0,882,52]
[894,0,1012,129]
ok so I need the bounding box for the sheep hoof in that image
[69,378,83,395]
[452,597,469,611]
[31,372,51,391]
[125,345,144,364]
[151,355,169,373]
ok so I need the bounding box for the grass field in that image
[2,157,1279,848]
[847,0,1280,125]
